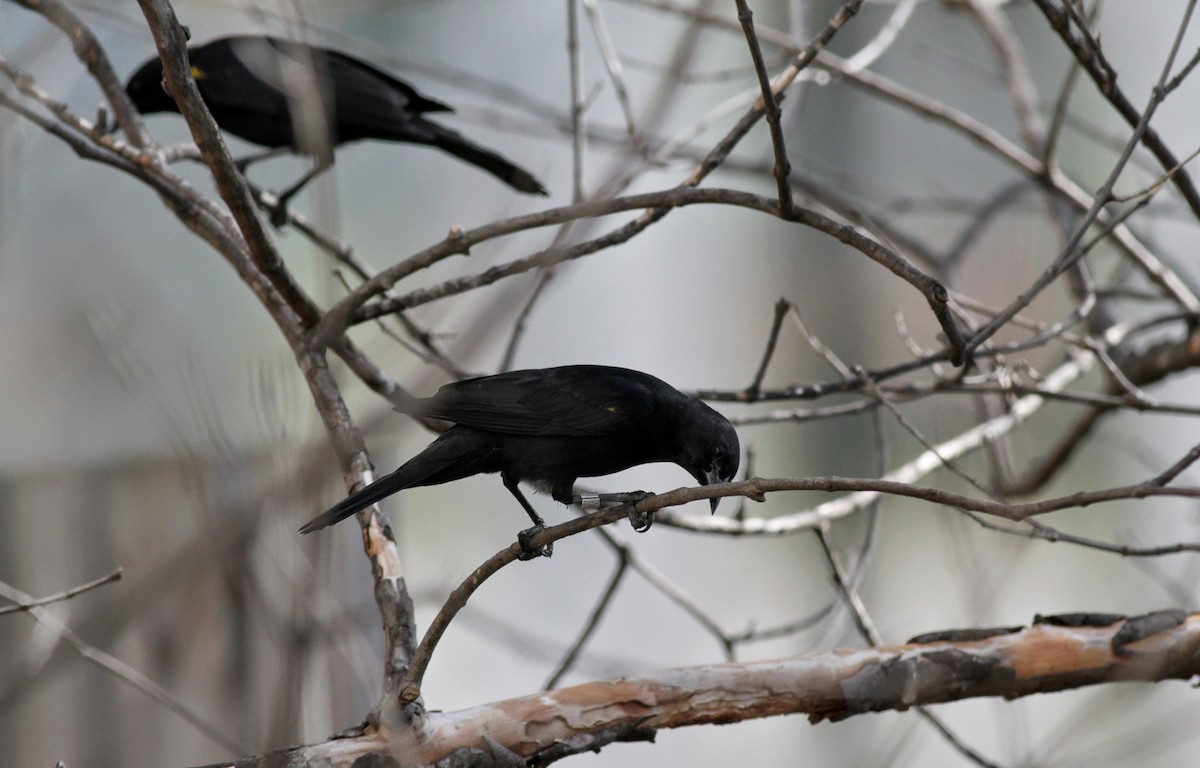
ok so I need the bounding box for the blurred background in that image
[3,1,1200,766]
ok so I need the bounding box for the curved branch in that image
[400,463,1200,698]
[319,187,962,363]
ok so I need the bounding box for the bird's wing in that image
[322,49,454,115]
[190,38,288,113]
[191,38,450,118]
[399,367,662,436]
[181,38,317,150]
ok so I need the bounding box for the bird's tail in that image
[419,118,548,196]
[299,468,416,533]
[299,429,492,534]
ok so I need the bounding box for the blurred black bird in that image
[124,35,548,221]
[299,366,739,542]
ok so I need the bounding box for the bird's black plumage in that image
[124,35,548,208]
[299,365,739,536]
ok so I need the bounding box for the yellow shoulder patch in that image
[191,65,207,80]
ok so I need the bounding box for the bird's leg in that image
[505,475,546,529]
[234,146,291,174]
[94,105,111,136]
[502,472,552,559]
[570,491,655,532]
[268,157,330,227]
[230,148,306,227]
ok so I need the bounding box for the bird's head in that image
[680,404,740,514]
[124,56,178,116]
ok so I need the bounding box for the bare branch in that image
[734,0,794,214]
[0,578,246,755]
[1031,0,1200,220]
[0,569,122,616]
[255,613,1200,765]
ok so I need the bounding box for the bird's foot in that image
[620,491,654,532]
[628,509,654,532]
[94,105,112,136]
[517,525,553,560]
[267,198,291,228]
[242,180,292,228]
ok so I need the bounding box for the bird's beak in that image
[704,468,723,514]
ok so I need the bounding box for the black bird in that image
[299,366,739,541]
[124,35,548,220]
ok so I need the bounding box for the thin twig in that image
[964,0,1200,358]
[399,501,640,700]
[0,569,123,616]
[568,0,586,202]
[745,298,790,397]
[543,557,629,689]
[734,0,794,214]
[333,187,961,367]
[1032,0,1200,220]
[592,525,734,655]
[961,509,1200,557]
[853,366,1000,501]
[0,578,247,754]
[582,0,647,155]
[814,527,1003,768]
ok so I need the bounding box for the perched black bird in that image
[299,366,739,540]
[124,35,548,220]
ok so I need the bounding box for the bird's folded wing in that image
[323,50,454,115]
[396,368,659,436]
[194,38,289,113]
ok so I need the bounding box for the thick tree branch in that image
[220,612,1200,767]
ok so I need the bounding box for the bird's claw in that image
[628,508,654,532]
[267,200,290,228]
[94,105,111,136]
[517,525,552,560]
[622,491,654,532]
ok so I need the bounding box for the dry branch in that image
[220,612,1200,767]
